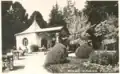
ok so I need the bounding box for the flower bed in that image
[45,56,119,73]
[89,50,118,65]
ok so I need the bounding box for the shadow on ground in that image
[2,65,25,73]
[12,65,25,71]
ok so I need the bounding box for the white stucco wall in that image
[16,33,39,53]
[15,32,60,53]
[36,33,42,47]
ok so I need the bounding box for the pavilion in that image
[15,19,63,53]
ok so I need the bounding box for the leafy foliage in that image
[82,61,119,73]
[2,1,29,51]
[75,43,93,58]
[48,3,66,27]
[89,51,118,65]
[85,15,118,50]
[69,43,80,52]
[82,1,118,50]
[2,1,12,16]
[2,1,47,53]
[30,45,39,52]
[44,43,68,66]
[45,57,119,73]
[28,11,47,28]
[59,26,70,38]
[94,15,118,38]
[91,15,118,50]
[63,0,89,35]
[83,1,118,25]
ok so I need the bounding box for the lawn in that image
[45,55,119,73]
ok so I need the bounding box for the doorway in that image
[41,38,47,48]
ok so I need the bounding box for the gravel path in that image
[2,52,51,74]
[24,52,50,74]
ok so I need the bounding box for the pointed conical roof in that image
[15,19,63,36]
[15,20,41,35]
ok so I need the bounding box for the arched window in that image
[22,38,28,46]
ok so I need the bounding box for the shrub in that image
[44,43,68,67]
[75,43,93,58]
[30,45,39,52]
[69,43,80,52]
[45,59,119,73]
[82,61,119,73]
[89,51,117,65]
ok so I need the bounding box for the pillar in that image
[56,33,59,43]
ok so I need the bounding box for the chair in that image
[2,54,14,71]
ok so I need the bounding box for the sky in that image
[12,0,86,22]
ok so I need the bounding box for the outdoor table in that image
[2,54,14,71]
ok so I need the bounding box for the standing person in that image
[12,46,20,60]
[25,46,28,53]
[43,45,47,55]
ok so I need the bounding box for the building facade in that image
[15,20,63,53]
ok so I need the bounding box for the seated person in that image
[19,47,25,56]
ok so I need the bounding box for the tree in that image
[82,1,118,49]
[2,1,12,16]
[63,0,90,40]
[83,1,118,25]
[28,11,47,28]
[48,3,66,27]
[9,2,29,33]
[2,1,29,52]
[63,0,76,34]
[2,1,13,52]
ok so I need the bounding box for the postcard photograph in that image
[1,0,119,74]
